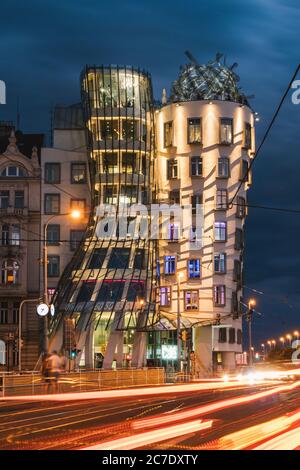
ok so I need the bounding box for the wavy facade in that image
[50,66,157,369]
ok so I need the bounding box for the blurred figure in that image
[48,350,61,393]
[42,353,51,393]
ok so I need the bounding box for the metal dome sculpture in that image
[170,51,250,105]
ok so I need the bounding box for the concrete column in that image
[194,326,213,377]
[131,332,147,368]
[222,351,236,372]
[103,311,124,369]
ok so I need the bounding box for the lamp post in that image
[280,337,285,348]
[177,272,183,372]
[247,298,256,367]
[18,298,41,372]
[42,210,83,352]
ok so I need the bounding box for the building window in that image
[168,223,179,241]
[184,290,199,310]
[70,230,84,251]
[188,118,202,144]
[169,189,180,204]
[160,286,171,307]
[240,160,249,182]
[235,228,244,250]
[236,196,246,218]
[100,119,119,140]
[14,190,24,209]
[191,156,203,177]
[0,191,9,209]
[122,152,136,174]
[44,194,60,214]
[108,248,130,269]
[232,292,239,319]
[46,224,60,246]
[1,260,19,285]
[214,285,226,306]
[233,259,242,284]
[164,256,176,275]
[164,121,173,147]
[0,302,8,324]
[244,122,252,149]
[133,249,145,269]
[12,302,19,324]
[77,281,96,303]
[216,189,228,210]
[103,152,118,173]
[47,256,60,277]
[70,199,86,211]
[97,281,123,302]
[1,166,27,177]
[167,159,178,179]
[127,282,144,302]
[11,224,20,245]
[122,119,137,140]
[104,186,118,204]
[87,248,107,269]
[45,163,61,184]
[214,222,227,241]
[219,328,227,343]
[237,329,242,345]
[220,118,233,144]
[218,157,230,178]
[214,253,226,273]
[0,339,5,365]
[1,224,9,246]
[71,162,87,184]
[188,259,201,279]
[191,194,203,214]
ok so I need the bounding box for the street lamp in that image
[271,340,276,349]
[294,331,299,340]
[177,272,184,372]
[280,337,285,348]
[247,298,256,366]
[286,334,292,346]
[267,340,271,351]
[42,210,84,352]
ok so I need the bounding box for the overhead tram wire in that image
[229,63,300,207]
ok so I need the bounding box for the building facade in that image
[0,126,43,370]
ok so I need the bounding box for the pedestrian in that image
[48,350,62,393]
[42,353,52,394]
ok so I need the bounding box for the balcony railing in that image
[0,207,28,217]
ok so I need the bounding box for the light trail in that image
[253,426,300,450]
[81,419,213,450]
[132,380,300,430]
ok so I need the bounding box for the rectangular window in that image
[71,162,87,184]
[160,286,171,307]
[103,152,118,173]
[13,302,20,324]
[240,160,249,182]
[169,189,180,204]
[164,121,173,147]
[47,256,60,277]
[244,122,252,149]
[219,327,227,343]
[191,156,203,177]
[220,118,233,144]
[216,189,228,210]
[127,282,144,302]
[122,152,136,174]
[188,118,202,144]
[214,222,227,241]
[164,255,176,275]
[87,248,107,269]
[70,199,86,211]
[235,228,244,250]
[236,196,246,218]
[191,194,203,215]
[167,159,178,179]
[122,119,137,140]
[45,163,60,184]
[104,186,118,204]
[0,191,9,209]
[168,223,179,241]
[70,230,84,251]
[214,285,226,306]
[77,281,96,303]
[229,327,236,344]
[184,290,199,310]
[232,292,239,319]
[1,224,9,246]
[214,253,226,273]
[100,119,119,140]
[11,224,20,246]
[14,190,24,209]
[0,302,8,324]
[237,329,242,345]
[46,224,60,246]
[97,281,123,302]
[188,259,201,279]
[233,259,242,285]
[108,248,130,269]
[218,157,230,178]
[133,249,145,269]
[44,194,60,214]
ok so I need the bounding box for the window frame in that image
[220,117,233,145]
[71,162,87,184]
[187,118,202,144]
[45,162,61,184]
[44,193,60,215]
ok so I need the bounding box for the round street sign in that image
[37,303,49,317]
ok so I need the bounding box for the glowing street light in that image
[294,331,299,340]
[286,334,292,346]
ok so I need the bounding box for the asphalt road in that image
[1,381,300,450]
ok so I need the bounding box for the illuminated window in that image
[44,194,60,214]
[216,189,228,210]
[1,260,19,285]
[167,159,178,179]
[220,118,233,144]
[71,163,87,184]
[160,287,171,307]
[120,185,138,203]
[122,152,136,173]
[236,196,246,218]
[164,256,176,275]
[244,122,252,149]
[188,118,202,144]
[218,157,230,178]
[45,163,60,183]
[191,156,203,176]
[104,186,117,204]
[70,199,86,211]
[11,224,20,246]
[103,152,118,173]
[214,222,227,241]
[184,290,199,310]
[0,339,5,365]
[100,119,119,140]
[214,285,226,306]
[188,259,201,279]
[214,253,226,273]
[0,191,9,209]
[164,121,173,147]
[122,119,137,140]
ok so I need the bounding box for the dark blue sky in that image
[1,0,300,347]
